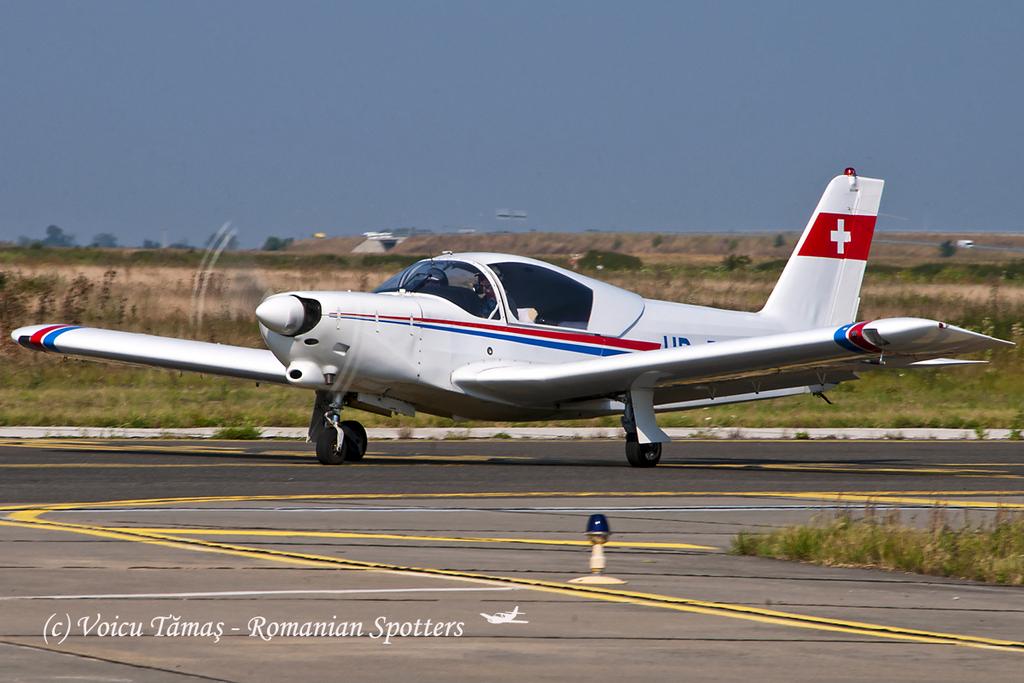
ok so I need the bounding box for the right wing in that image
[11,324,287,384]
[452,317,1012,411]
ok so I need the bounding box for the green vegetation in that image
[0,245,355,269]
[90,232,119,248]
[733,510,1024,585]
[213,424,263,440]
[261,236,294,251]
[720,253,752,271]
[577,250,643,271]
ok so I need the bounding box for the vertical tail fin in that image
[760,170,884,330]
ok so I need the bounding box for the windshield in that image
[373,269,407,293]
[490,262,593,329]
[374,260,500,319]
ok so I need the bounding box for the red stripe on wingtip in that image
[29,325,67,346]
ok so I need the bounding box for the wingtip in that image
[9,323,76,349]
[10,325,40,344]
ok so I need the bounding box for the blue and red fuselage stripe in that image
[328,312,659,356]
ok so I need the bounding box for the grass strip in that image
[732,510,1024,585]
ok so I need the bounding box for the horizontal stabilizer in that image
[906,358,988,367]
[854,318,1013,356]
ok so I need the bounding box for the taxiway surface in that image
[0,439,1021,682]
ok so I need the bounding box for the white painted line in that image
[0,587,523,601]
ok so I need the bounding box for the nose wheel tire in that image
[315,425,351,465]
[625,438,662,467]
[340,420,368,461]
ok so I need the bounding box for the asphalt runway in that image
[1,438,1022,682]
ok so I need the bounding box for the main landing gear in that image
[621,389,666,468]
[311,392,368,465]
[624,433,662,467]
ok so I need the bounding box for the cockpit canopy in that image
[374,254,643,336]
[488,261,592,329]
[374,260,501,320]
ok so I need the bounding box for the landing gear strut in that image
[311,391,368,465]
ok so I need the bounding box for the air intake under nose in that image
[256,295,322,336]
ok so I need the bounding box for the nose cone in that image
[256,295,308,335]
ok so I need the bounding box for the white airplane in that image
[480,606,528,624]
[11,169,1013,467]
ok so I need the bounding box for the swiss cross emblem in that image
[830,218,852,255]
[797,212,875,260]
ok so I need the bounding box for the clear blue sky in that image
[1,1,1021,246]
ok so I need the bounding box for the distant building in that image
[353,231,405,253]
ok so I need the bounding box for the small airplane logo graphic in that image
[480,606,529,624]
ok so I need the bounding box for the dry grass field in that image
[1,233,1022,430]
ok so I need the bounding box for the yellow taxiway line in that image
[775,491,1024,510]
[103,526,717,551]
[660,463,1019,477]
[3,489,1023,512]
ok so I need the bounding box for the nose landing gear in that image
[315,424,350,465]
[311,391,368,465]
[339,420,367,461]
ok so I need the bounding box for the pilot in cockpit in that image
[473,272,498,319]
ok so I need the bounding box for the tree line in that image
[11,225,296,251]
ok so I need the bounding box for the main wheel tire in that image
[340,420,367,461]
[315,425,349,465]
[625,438,662,467]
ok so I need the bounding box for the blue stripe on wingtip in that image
[833,323,863,354]
[41,325,82,350]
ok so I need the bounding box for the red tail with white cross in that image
[759,170,885,330]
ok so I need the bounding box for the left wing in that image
[452,317,1011,439]
[11,324,287,384]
